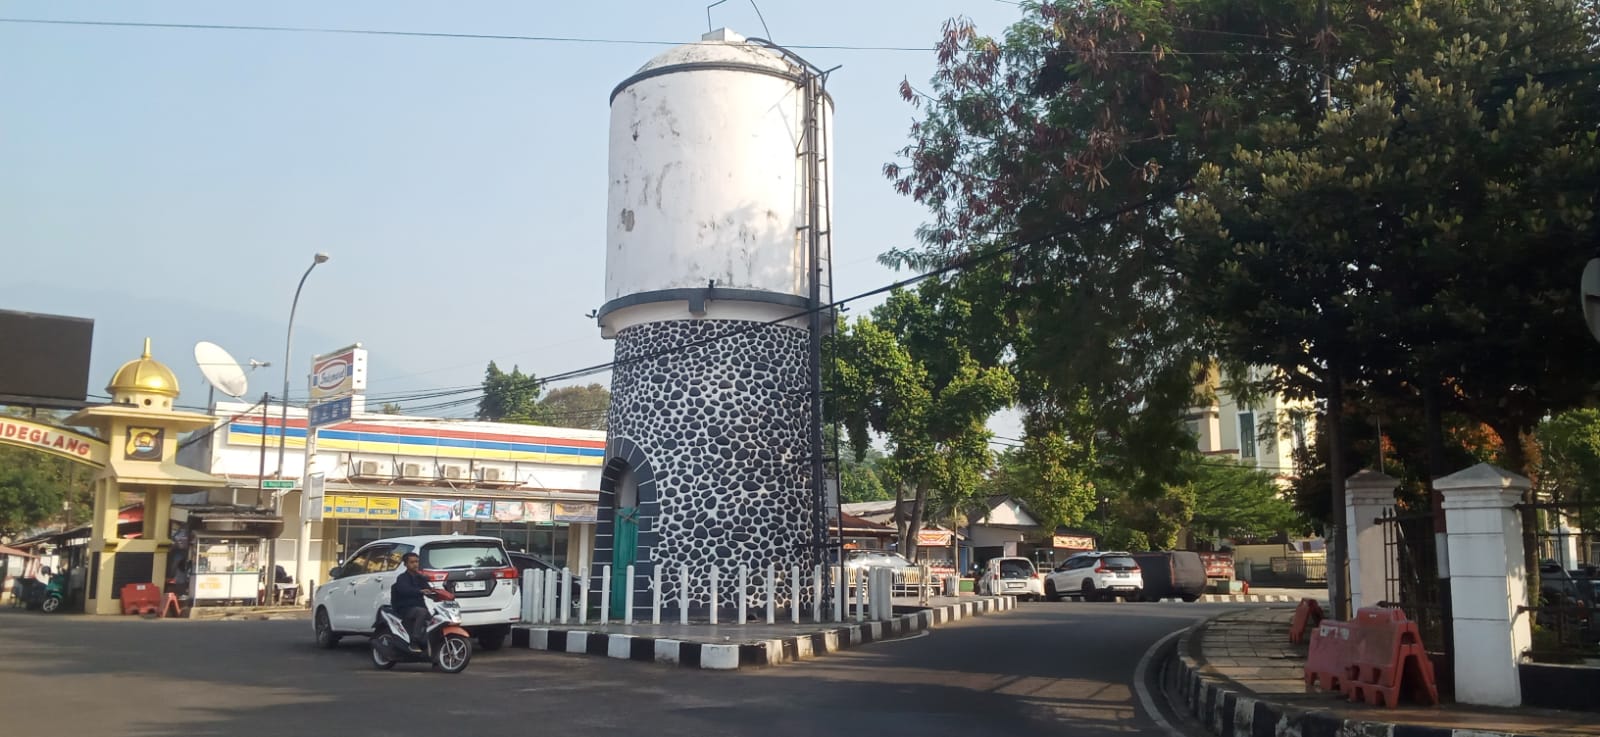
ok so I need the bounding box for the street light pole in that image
[269,253,329,601]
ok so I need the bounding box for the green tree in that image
[0,446,81,538]
[884,0,1332,529]
[536,383,611,431]
[1536,409,1600,533]
[828,282,1016,554]
[1188,459,1300,541]
[476,362,545,424]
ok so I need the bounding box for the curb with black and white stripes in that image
[510,596,1015,670]
[1159,594,1308,603]
[1170,619,1536,737]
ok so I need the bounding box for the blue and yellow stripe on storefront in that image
[225,417,605,467]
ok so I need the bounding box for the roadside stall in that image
[179,507,284,606]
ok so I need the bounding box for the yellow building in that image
[1186,364,1315,486]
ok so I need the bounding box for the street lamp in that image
[270,253,329,598]
[275,252,330,482]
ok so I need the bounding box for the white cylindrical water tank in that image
[600,28,834,338]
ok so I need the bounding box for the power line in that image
[0,17,938,51]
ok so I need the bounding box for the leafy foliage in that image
[0,445,85,538]
[537,383,611,432]
[827,282,1016,552]
[476,362,545,424]
[1536,409,1600,533]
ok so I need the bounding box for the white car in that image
[978,556,1045,600]
[313,534,522,651]
[1043,551,1144,602]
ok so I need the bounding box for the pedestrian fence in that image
[520,563,926,625]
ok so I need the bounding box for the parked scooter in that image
[14,572,67,613]
[369,587,472,674]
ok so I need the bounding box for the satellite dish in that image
[195,341,249,399]
[1584,259,1600,344]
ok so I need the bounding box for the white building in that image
[1186,365,1314,484]
[177,401,604,590]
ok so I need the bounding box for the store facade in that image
[178,402,605,589]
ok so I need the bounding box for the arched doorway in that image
[610,465,639,619]
[597,437,657,621]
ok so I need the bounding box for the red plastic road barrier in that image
[120,583,162,616]
[1289,598,1326,645]
[1343,607,1440,707]
[1303,620,1357,693]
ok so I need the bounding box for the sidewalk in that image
[1171,607,1600,737]
[513,594,1015,670]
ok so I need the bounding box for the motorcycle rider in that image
[391,552,433,650]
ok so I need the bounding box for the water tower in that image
[595,28,834,619]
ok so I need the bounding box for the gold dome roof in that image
[108,338,180,399]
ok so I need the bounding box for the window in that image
[1183,415,1203,441]
[421,541,509,570]
[1292,414,1309,451]
[1238,411,1257,459]
[343,545,387,575]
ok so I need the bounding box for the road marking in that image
[875,630,930,644]
[1132,627,1189,737]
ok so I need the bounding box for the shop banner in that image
[325,495,370,519]
[526,501,552,523]
[427,500,460,521]
[1052,534,1096,551]
[366,496,400,520]
[917,529,953,547]
[461,500,495,521]
[493,502,526,522]
[552,501,597,523]
[399,498,429,521]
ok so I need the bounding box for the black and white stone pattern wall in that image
[601,318,818,610]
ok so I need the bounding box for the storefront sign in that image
[365,496,399,520]
[917,529,953,547]
[1199,551,1235,579]
[309,345,367,401]
[0,417,107,466]
[124,426,164,461]
[553,501,597,523]
[1051,534,1096,551]
[526,501,552,523]
[325,495,370,519]
[308,396,352,429]
[493,502,525,522]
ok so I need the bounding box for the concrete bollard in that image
[792,566,802,624]
[834,568,845,623]
[526,568,542,622]
[559,568,572,624]
[812,565,823,623]
[766,563,776,625]
[577,568,589,625]
[854,568,865,622]
[679,567,689,625]
[651,565,662,625]
[737,565,748,624]
[709,567,719,625]
[553,569,566,620]
[600,565,611,625]
[624,564,636,625]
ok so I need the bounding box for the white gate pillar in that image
[1345,469,1398,613]
[1435,463,1532,707]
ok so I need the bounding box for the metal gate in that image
[1378,509,1452,695]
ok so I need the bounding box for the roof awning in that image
[0,544,36,557]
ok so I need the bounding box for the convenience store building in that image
[178,401,604,589]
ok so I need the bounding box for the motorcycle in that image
[370,588,473,674]
[14,573,67,613]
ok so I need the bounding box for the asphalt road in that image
[0,601,1230,737]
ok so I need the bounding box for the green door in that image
[610,507,638,620]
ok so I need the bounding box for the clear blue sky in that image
[0,0,1021,426]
